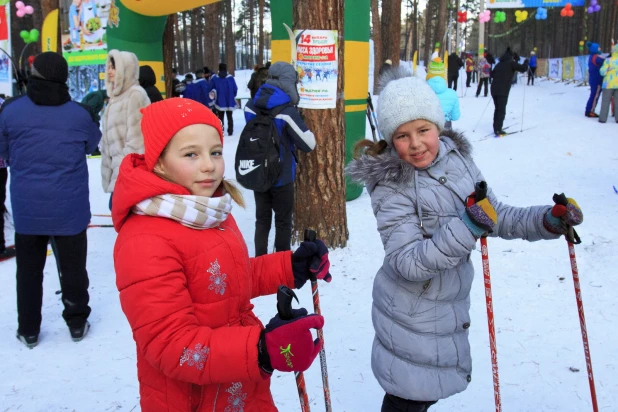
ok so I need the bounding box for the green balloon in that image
[20,30,29,41]
[29,29,40,42]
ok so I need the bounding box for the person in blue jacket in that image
[426,57,461,130]
[212,62,238,135]
[244,62,316,256]
[183,68,215,110]
[0,52,101,349]
[585,42,605,118]
[527,51,537,86]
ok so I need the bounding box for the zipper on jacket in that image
[212,384,221,412]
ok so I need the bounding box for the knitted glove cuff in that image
[460,210,486,239]
[543,210,566,235]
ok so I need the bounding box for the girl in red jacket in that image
[112,98,331,411]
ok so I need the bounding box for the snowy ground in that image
[1,73,617,412]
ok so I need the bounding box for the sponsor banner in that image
[487,0,584,8]
[295,30,338,109]
[548,58,562,79]
[562,57,574,80]
[60,0,113,101]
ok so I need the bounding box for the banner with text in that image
[295,30,338,109]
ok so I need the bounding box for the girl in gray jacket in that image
[346,68,583,411]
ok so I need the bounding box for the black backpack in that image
[235,104,290,192]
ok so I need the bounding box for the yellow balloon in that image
[579,41,584,46]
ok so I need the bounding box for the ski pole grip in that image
[277,285,298,321]
[304,229,317,243]
[475,181,488,202]
[303,229,318,282]
[367,92,375,111]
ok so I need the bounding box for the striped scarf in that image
[133,194,233,230]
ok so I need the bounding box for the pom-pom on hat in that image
[426,55,446,81]
[376,66,445,145]
[141,98,223,172]
[586,42,600,54]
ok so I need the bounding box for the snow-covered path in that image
[1,74,616,411]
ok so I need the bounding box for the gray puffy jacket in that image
[346,130,559,401]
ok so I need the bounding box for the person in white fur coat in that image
[101,49,150,209]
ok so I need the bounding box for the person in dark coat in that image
[183,68,215,109]
[490,48,528,136]
[139,65,163,103]
[81,89,108,122]
[0,52,101,348]
[447,52,464,90]
[244,62,316,256]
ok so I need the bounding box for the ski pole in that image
[277,286,311,412]
[468,182,502,412]
[473,98,493,132]
[92,213,111,217]
[304,229,332,412]
[367,93,383,141]
[552,195,599,412]
[520,75,526,132]
[366,106,377,143]
[88,224,114,228]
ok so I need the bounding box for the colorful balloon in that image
[535,7,548,20]
[494,11,506,23]
[479,10,491,23]
[515,10,528,23]
[15,1,34,18]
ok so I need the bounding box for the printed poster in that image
[486,0,584,8]
[60,0,118,101]
[0,3,12,97]
[548,58,562,79]
[294,30,338,109]
[562,57,574,80]
[575,55,588,82]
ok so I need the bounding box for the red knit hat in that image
[141,98,224,171]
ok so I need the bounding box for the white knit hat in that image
[376,66,445,145]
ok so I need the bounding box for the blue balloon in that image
[535,7,547,20]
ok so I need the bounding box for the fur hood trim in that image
[346,129,472,189]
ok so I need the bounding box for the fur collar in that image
[346,129,472,189]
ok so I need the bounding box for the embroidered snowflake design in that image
[224,382,247,412]
[179,343,210,371]
[207,259,228,295]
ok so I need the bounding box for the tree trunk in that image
[435,0,447,55]
[292,0,348,248]
[381,0,401,64]
[204,3,219,70]
[174,13,184,72]
[423,0,434,66]
[191,8,199,71]
[225,0,235,74]
[182,12,190,73]
[163,15,175,98]
[412,0,418,57]
[370,0,382,92]
[258,0,265,64]
[249,0,255,67]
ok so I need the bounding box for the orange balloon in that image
[560,9,567,16]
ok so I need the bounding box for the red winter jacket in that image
[112,154,295,412]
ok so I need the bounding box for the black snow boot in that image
[69,321,90,342]
[17,332,39,349]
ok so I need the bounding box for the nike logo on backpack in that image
[238,159,261,176]
[250,137,259,142]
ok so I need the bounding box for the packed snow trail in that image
[0,72,616,411]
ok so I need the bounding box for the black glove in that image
[291,240,332,288]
